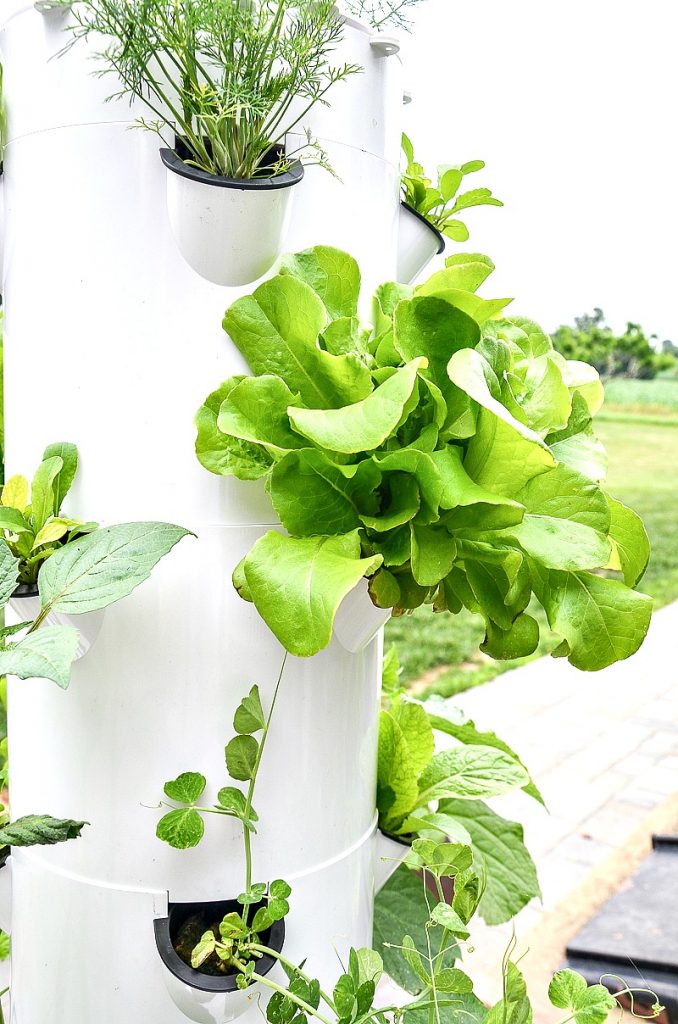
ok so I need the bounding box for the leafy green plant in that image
[0,443,97,585]
[401,135,503,242]
[376,686,541,929]
[195,245,652,670]
[0,518,192,689]
[156,661,293,978]
[59,0,359,179]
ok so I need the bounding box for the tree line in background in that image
[552,309,677,380]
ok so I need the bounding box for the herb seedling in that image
[57,0,360,180]
[401,133,503,242]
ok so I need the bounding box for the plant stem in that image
[243,652,287,896]
[248,943,337,1014]
[236,963,334,1024]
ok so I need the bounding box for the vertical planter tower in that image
[0,4,404,1021]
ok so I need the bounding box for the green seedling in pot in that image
[0,443,97,585]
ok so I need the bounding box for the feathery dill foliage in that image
[343,0,425,29]
[59,0,361,179]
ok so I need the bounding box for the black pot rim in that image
[378,827,414,848]
[11,582,39,598]
[154,898,285,994]
[400,201,446,255]
[160,148,304,191]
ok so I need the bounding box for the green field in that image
[388,380,678,698]
[602,377,678,417]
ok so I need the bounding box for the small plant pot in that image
[154,898,285,1024]
[160,147,304,288]
[397,202,446,285]
[9,583,104,661]
[333,578,391,654]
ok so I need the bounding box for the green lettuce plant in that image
[58,0,359,180]
[195,245,652,670]
[0,443,97,585]
[401,134,503,242]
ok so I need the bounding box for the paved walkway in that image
[452,599,678,1019]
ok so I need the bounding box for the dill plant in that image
[58,0,361,179]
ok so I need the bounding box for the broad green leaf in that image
[0,626,79,689]
[39,522,192,614]
[481,614,540,662]
[156,807,204,849]
[417,279,512,325]
[402,993,487,1024]
[465,409,554,496]
[32,517,72,550]
[382,643,401,693]
[0,507,31,535]
[548,970,617,1024]
[441,252,496,292]
[196,379,272,480]
[2,475,29,512]
[352,948,383,986]
[510,355,572,436]
[361,472,420,533]
[391,699,435,780]
[288,359,426,455]
[452,187,503,213]
[42,442,78,512]
[531,563,652,670]
[0,814,86,847]
[516,464,610,532]
[410,524,456,586]
[439,799,541,924]
[434,967,474,994]
[30,456,62,533]
[216,375,305,454]
[321,316,371,359]
[241,530,382,657]
[394,297,480,394]
[433,446,524,521]
[279,246,360,320]
[448,349,551,452]
[377,711,419,829]
[225,735,259,782]
[484,962,533,1024]
[0,541,20,609]
[607,496,650,586]
[164,772,206,805]
[417,746,529,803]
[269,450,374,536]
[233,685,266,734]
[547,393,608,483]
[562,359,605,415]
[223,275,371,409]
[0,932,9,960]
[501,516,611,572]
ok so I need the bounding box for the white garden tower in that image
[0,3,407,1021]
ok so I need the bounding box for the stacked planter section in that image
[0,5,404,1021]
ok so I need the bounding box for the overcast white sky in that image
[401,0,676,342]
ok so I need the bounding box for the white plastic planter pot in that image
[160,148,304,288]
[9,583,104,660]
[397,201,445,285]
[154,899,285,1024]
[333,578,392,653]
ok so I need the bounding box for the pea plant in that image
[155,672,662,1024]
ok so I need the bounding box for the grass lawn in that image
[601,377,678,417]
[388,383,678,698]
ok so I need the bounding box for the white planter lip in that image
[154,897,285,994]
[159,147,304,192]
[401,201,446,256]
